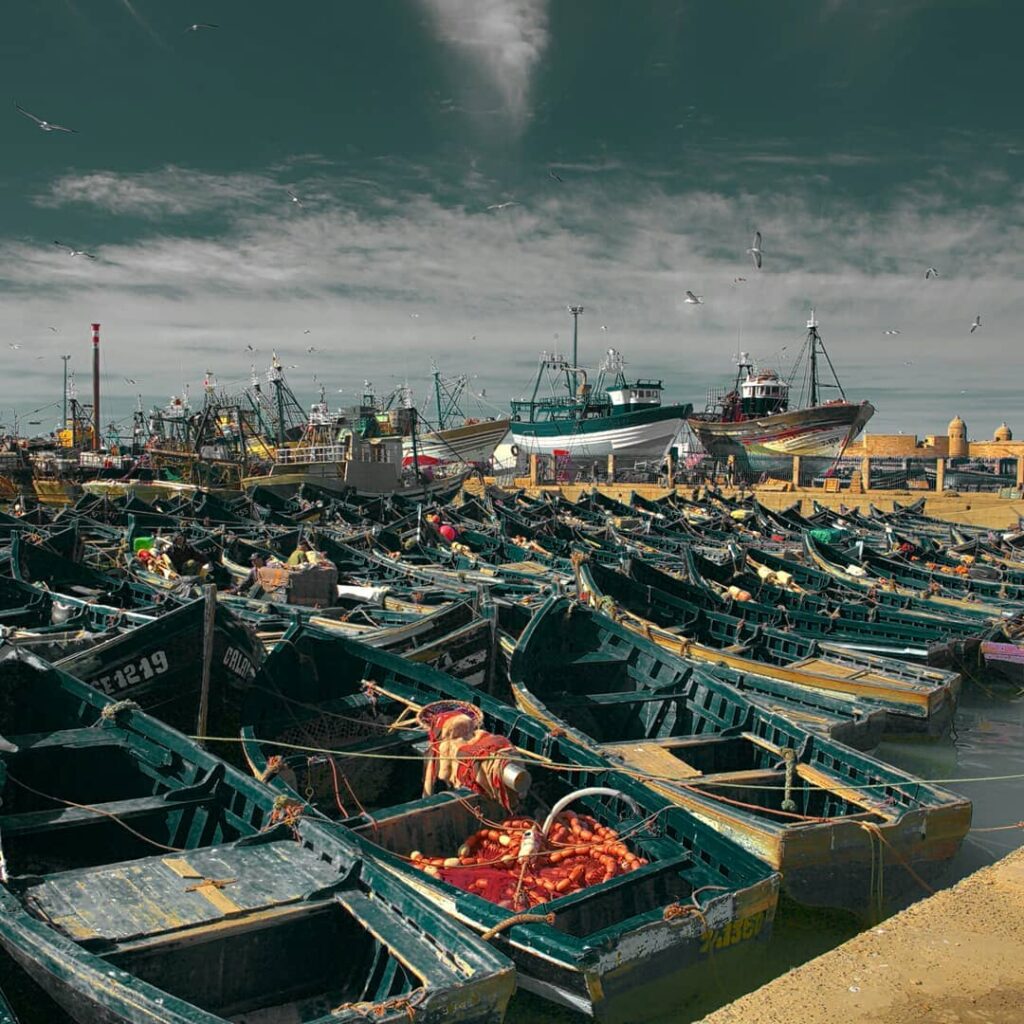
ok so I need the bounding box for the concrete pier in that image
[700,848,1024,1024]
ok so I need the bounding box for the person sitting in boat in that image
[286,539,320,567]
[168,533,202,576]
[234,553,267,598]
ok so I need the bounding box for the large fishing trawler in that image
[688,310,874,458]
[240,378,470,499]
[510,307,691,458]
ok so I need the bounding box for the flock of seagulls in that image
[685,231,982,338]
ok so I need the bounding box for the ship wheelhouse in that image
[606,379,665,413]
[739,370,789,417]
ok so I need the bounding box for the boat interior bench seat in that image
[551,688,694,710]
[17,837,346,950]
[0,789,219,838]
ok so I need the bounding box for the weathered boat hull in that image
[240,462,472,501]
[402,418,510,467]
[979,639,1024,686]
[56,598,263,736]
[578,560,961,737]
[688,400,874,457]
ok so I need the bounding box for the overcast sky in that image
[1,1,1021,437]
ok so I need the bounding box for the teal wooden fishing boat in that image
[679,545,991,637]
[577,559,962,736]
[624,553,979,663]
[0,577,51,628]
[11,533,164,611]
[241,625,781,1023]
[56,597,264,736]
[0,646,515,1024]
[804,534,1024,613]
[224,594,496,684]
[747,544,1005,623]
[508,597,972,918]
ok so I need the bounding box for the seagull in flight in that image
[15,102,77,133]
[970,314,981,334]
[684,290,703,304]
[9,344,21,351]
[733,277,747,284]
[486,201,518,211]
[303,329,311,334]
[925,267,940,279]
[600,325,609,332]
[48,326,59,333]
[124,377,138,385]
[884,329,901,336]
[245,344,256,352]
[287,189,303,207]
[307,345,317,353]
[184,23,218,32]
[548,170,563,183]
[746,231,763,270]
[53,241,95,259]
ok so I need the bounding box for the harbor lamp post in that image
[568,305,584,369]
[61,354,71,432]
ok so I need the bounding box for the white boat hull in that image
[402,419,509,466]
[510,416,686,459]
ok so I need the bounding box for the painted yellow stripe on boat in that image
[163,857,242,914]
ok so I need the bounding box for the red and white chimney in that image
[91,323,101,450]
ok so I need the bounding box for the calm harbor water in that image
[1,681,1021,1023]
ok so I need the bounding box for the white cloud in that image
[418,0,549,127]
[3,163,1023,439]
[35,168,277,217]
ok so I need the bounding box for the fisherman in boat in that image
[168,533,202,575]
[234,553,267,598]
[287,538,320,566]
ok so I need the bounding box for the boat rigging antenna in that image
[805,309,846,406]
[808,310,818,407]
[431,365,468,431]
[568,304,584,392]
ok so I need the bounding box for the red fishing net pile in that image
[410,812,648,910]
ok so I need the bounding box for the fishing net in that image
[275,710,399,807]
[412,812,648,911]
